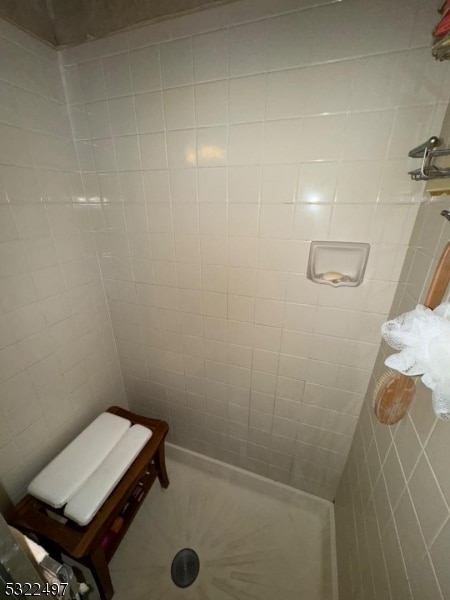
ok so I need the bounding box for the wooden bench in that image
[7,406,169,600]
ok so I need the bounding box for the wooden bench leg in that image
[154,442,169,489]
[82,547,114,600]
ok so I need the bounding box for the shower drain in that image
[171,548,200,588]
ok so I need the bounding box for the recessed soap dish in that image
[307,241,370,287]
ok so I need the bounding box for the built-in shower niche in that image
[307,241,370,287]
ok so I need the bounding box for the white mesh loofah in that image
[381,303,450,420]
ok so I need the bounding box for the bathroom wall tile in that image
[293,204,332,240]
[343,110,395,161]
[228,204,259,237]
[115,135,141,171]
[140,133,168,170]
[169,169,197,204]
[261,164,297,204]
[408,455,448,547]
[130,46,161,93]
[256,270,287,301]
[229,21,267,77]
[197,126,227,167]
[193,29,228,82]
[143,170,170,203]
[349,52,406,112]
[259,204,294,239]
[103,52,132,98]
[195,80,228,126]
[166,129,196,168]
[266,12,312,70]
[265,69,305,120]
[160,38,193,88]
[228,166,260,203]
[302,61,352,116]
[227,120,263,167]
[164,86,195,130]
[109,97,137,136]
[263,119,303,164]
[78,60,107,103]
[135,92,164,133]
[229,75,266,123]
[335,161,383,204]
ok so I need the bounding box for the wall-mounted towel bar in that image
[408,136,450,181]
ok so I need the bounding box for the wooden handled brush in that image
[374,242,450,425]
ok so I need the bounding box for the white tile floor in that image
[107,446,336,600]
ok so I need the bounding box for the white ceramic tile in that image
[129,46,161,93]
[195,80,228,126]
[259,204,294,239]
[229,123,263,166]
[228,204,259,237]
[350,52,406,111]
[169,169,198,203]
[1,167,40,204]
[140,132,168,170]
[257,239,291,271]
[134,92,164,133]
[343,110,396,160]
[198,167,227,203]
[92,137,117,172]
[115,135,142,171]
[228,166,260,203]
[163,86,195,130]
[335,161,383,204]
[229,21,268,77]
[329,205,375,242]
[300,115,346,162]
[266,12,313,70]
[229,75,266,123]
[109,97,137,136]
[304,61,353,116]
[193,29,228,82]
[293,204,332,241]
[141,173,170,208]
[199,204,227,236]
[166,129,196,168]
[266,69,305,120]
[263,119,303,164]
[388,106,435,161]
[228,237,258,269]
[103,52,132,97]
[296,162,338,205]
[85,100,112,140]
[261,164,297,204]
[197,126,227,167]
[160,38,193,88]
[78,59,107,102]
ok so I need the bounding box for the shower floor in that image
[107,446,336,600]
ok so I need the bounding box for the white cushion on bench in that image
[64,424,152,526]
[28,413,131,508]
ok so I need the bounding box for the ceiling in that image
[0,0,238,47]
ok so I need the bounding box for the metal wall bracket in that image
[408,136,450,181]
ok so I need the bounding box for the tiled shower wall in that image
[335,198,450,600]
[61,0,449,500]
[0,20,126,504]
